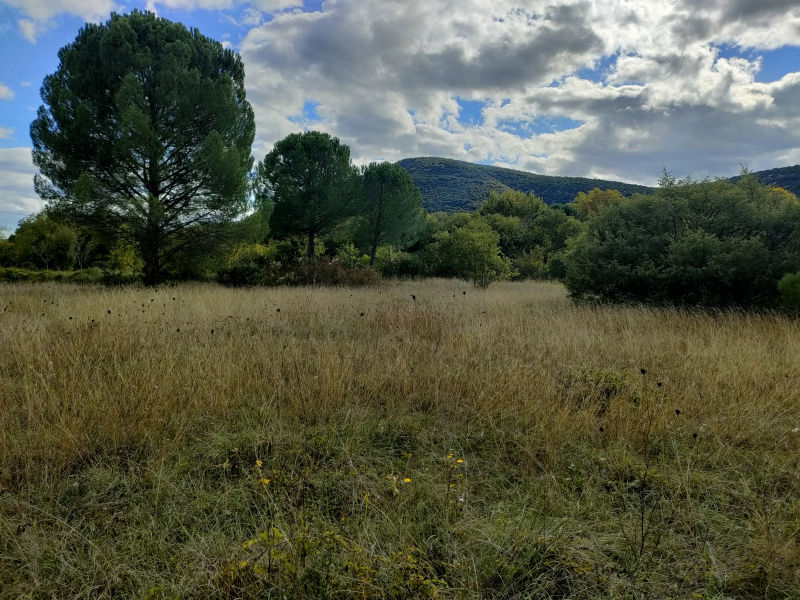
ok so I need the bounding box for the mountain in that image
[731,165,800,195]
[397,158,800,214]
[396,157,654,213]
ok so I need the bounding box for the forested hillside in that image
[399,157,800,214]
[732,164,800,195]
[397,157,653,212]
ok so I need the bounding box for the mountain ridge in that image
[397,157,800,214]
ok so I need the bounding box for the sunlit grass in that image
[1,279,799,598]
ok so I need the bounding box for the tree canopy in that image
[564,173,800,307]
[31,10,256,285]
[257,131,360,258]
[356,162,426,265]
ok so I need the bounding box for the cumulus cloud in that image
[1,0,119,41]
[4,0,800,186]
[17,19,38,42]
[0,148,43,224]
[0,83,13,100]
[143,0,299,14]
[237,0,800,184]
[1,0,117,23]
[0,126,14,139]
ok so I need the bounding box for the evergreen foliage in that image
[31,10,256,285]
[257,131,360,258]
[477,190,581,279]
[397,157,653,213]
[356,162,426,265]
[564,172,800,307]
[731,164,800,197]
[778,271,800,309]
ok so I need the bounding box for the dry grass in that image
[1,279,799,598]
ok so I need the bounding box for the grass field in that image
[1,279,799,598]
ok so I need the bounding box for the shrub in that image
[373,246,428,279]
[218,256,381,287]
[0,267,109,284]
[429,218,514,288]
[564,173,800,307]
[778,271,800,309]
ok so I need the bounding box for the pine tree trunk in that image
[307,231,315,261]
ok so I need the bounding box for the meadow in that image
[1,279,799,598]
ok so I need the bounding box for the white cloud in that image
[250,0,300,11]
[239,7,263,26]
[0,126,14,139]
[1,0,117,22]
[19,81,31,87]
[0,83,13,100]
[17,19,37,42]
[145,0,233,10]
[0,148,43,222]
[4,0,800,185]
[1,0,119,41]
[143,0,299,12]
[237,0,800,184]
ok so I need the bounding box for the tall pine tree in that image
[31,11,256,285]
[357,162,426,265]
[256,131,360,258]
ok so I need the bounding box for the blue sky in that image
[2,0,800,231]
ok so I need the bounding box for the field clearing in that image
[1,279,799,598]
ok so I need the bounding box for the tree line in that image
[2,10,800,308]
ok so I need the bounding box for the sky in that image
[2,0,800,232]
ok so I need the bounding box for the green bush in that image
[373,246,429,279]
[564,173,800,307]
[0,267,107,283]
[429,218,514,287]
[778,271,800,309]
[219,256,382,287]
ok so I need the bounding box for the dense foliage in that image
[564,173,800,307]
[256,131,360,258]
[356,162,427,265]
[31,10,257,285]
[730,164,800,197]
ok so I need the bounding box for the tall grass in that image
[1,280,799,598]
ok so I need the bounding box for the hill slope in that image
[396,157,654,213]
[731,165,800,195]
[398,158,800,214]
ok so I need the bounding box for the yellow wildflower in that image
[255,460,262,468]
[403,478,412,483]
[260,478,270,485]
[456,459,463,463]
